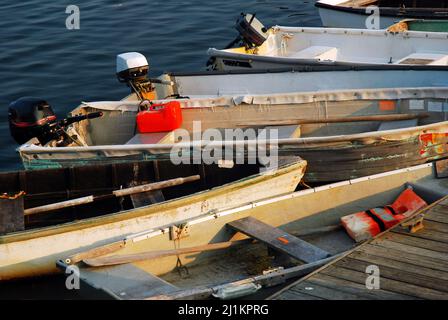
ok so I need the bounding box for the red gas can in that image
[136,101,183,133]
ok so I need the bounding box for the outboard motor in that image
[206,13,268,68]
[8,97,103,146]
[116,52,174,100]
[231,13,269,48]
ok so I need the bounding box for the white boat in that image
[0,159,306,280]
[16,87,448,184]
[315,0,448,29]
[156,66,448,98]
[207,26,448,71]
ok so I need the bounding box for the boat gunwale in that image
[18,116,448,154]
[315,1,448,18]
[165,64,448,78]
[0,160,306,244]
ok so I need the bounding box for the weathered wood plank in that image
[350,250,448,281]
[311,274,415,300]
[425,207,448,224]
[370,239,448,261]
[423,220,448,233]
[291,280,368,300]
[358,244,448,272]
[386,232,448,253]
[227,217,330,263]
[336,257,448,293]
[275,290,323,300]
[393,228,448,244]
[425,213,448,225]
[321,265,448,300]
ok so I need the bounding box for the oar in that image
[23,175,200,216]
[82,239,254,267]
[237,112,429,127]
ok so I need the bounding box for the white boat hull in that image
[0,161,305,280]
[317,6,399,29]
[208,26,448,71]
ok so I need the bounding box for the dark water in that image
[0,0,321,172]
[0,0,320,299]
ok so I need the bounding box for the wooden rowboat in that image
[59,162,448,300]
[208,26,448,71]
[0,158,306,280]
[18,87,448,182]
[315,0,448,29]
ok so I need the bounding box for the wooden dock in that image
[269,197,448,300]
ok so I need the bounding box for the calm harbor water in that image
[0,0,320,299]
[0,0,320,172]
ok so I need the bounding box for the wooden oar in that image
[23,175,200,216]
[83,239,254,267]
[237,112,429,127]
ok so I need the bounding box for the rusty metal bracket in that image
[170,223,190,241]
[401,214,425,233]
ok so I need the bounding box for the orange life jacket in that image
[341,188,427,242]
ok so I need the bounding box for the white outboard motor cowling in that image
[116,52,154,100]
[116,52,149,83]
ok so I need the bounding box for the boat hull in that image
[71,163,442,299]
[315,2,448,29]
[18,87,448,183]
[317,6,398,29]
[0,160,305,280]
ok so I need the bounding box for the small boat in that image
[388,19,448,32]
[315,0,448,29]
[0,158,306,280]
[57,161,448,300]
[207,26,448,71]
[15,87,448,183]
[156,66,448,98]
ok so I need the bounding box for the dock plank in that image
[386,232,448,253]
[424,208,448,224]
[336,257,448,293]
[275,290,323,300]
[393,228,448,244]
[349,250,448,281]
[291,280,368,300]
[358,244,448,272]
[227,217,330,263]
[370,239,448,261]
[321,265,448,300]
[311,274,415,300]
[423,220,448,233]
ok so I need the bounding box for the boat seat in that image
[126,132,175,145]
[266,125,301,139]
[290,46,338,61]
[377,119,418,131]
[395,53,448,66]
[228,216,330,263]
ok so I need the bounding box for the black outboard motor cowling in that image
[8,97,57,145]
[235,13,268,47]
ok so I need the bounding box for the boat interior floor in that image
[159,229,355,291]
